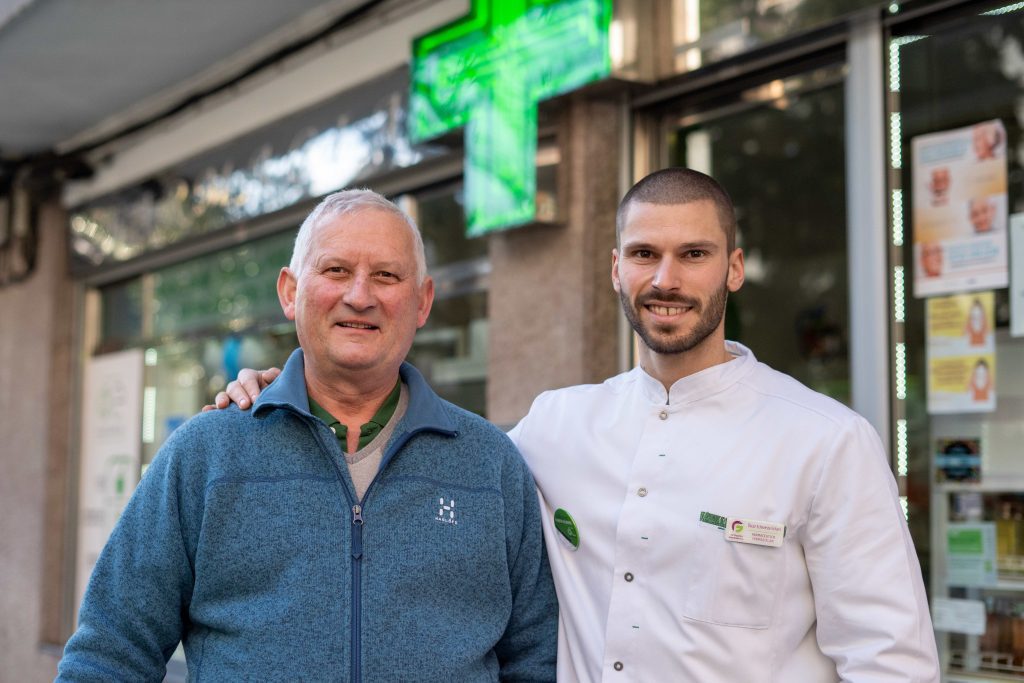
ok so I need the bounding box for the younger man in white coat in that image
[508,168,939,681]
[214,169,940,682]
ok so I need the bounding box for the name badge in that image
[724,517,785,548]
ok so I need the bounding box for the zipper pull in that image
[351,504,364,559]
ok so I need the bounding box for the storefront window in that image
[70,67,450,271]
[98,231,293,351]
[404,182,488,414]
[891,3,1024,678]
[668,0,877,73]
[663,64,851,404]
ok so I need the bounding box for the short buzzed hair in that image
[616,168,738,252]
[290,188,427,282]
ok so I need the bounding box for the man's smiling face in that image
[612,200,744,357]
[278,208,433,378]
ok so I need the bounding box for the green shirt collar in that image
[308,379,402,453]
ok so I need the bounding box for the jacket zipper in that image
[341,428,427,683]
[296,413,455,683]
[351,503,364,683]
[298,419,361,683]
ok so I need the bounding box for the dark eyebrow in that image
[620,240,658,251]
[677,240,718,251]
[620,240,719,252]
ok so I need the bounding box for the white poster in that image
[912,119,1008,297]
[932,597,987,635]
[75,349,144,615]
[1012,213,1024,337]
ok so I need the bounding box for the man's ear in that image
[727,248,745,293]
[416,276,435,328]
[277,267,298,320]
[611,248,621,294]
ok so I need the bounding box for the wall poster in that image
[74,349,144,617]
[927,292,996,414]
[913,119,1008,298]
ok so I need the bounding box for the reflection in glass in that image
[670,0,878,73]
[409,291,488,416]
[403,182,488,414]
[139,329,298,466]
[71,68,449,270]
[891,8,1024,674]
[99,229,295,350]
[665,67,850,404]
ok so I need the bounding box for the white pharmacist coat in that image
[509,342,939,683]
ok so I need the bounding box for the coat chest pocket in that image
[682,522,786,629]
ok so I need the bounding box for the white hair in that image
[289,188,427,282]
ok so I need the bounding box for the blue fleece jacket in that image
[58,350,557,682]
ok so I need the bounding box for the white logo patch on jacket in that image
[436,497,457,525]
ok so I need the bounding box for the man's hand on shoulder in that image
[201,367,281,412]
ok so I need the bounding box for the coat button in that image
[613,661,624,671]
[659,410,668,420]
[637,487,648,497]
[624,572,634,582]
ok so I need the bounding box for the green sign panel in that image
[410,0,612,236]
[947,528,984,555]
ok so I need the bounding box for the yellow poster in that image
[927,293,996,414]
[913,119,1008,298]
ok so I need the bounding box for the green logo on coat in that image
[554,508,580,549]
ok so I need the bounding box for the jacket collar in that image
[633,340,756,406]
[253,348,457,436]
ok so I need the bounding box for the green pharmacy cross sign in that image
[410,0,612,236]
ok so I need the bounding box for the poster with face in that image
[927,292,996,414]
[912,119,1008,298]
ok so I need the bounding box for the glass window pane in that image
[665,68,850,403]
[669,0,877,73]
[892,7,1024,678]
[151,231,294,339]
[70,67,451,269]
[99,229,295,349]
[408,291,488,416]
[140,329,297,467]
[98,278,143,353]
[414,184,487,268]
[404,182,488,416]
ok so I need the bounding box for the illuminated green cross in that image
[410,0,612,236]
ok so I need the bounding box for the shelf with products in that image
[940,491,1024,681]
[941,588,1024,681]
[948,492,1024,583]
[946,582,1024,594]
[948,666,1024,682]
[944,482,1024,494]
[925,374,1023,683]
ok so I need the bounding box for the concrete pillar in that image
[0,200,74,678]
[487,94,624,425]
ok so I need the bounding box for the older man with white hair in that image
[58,189,558,682]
